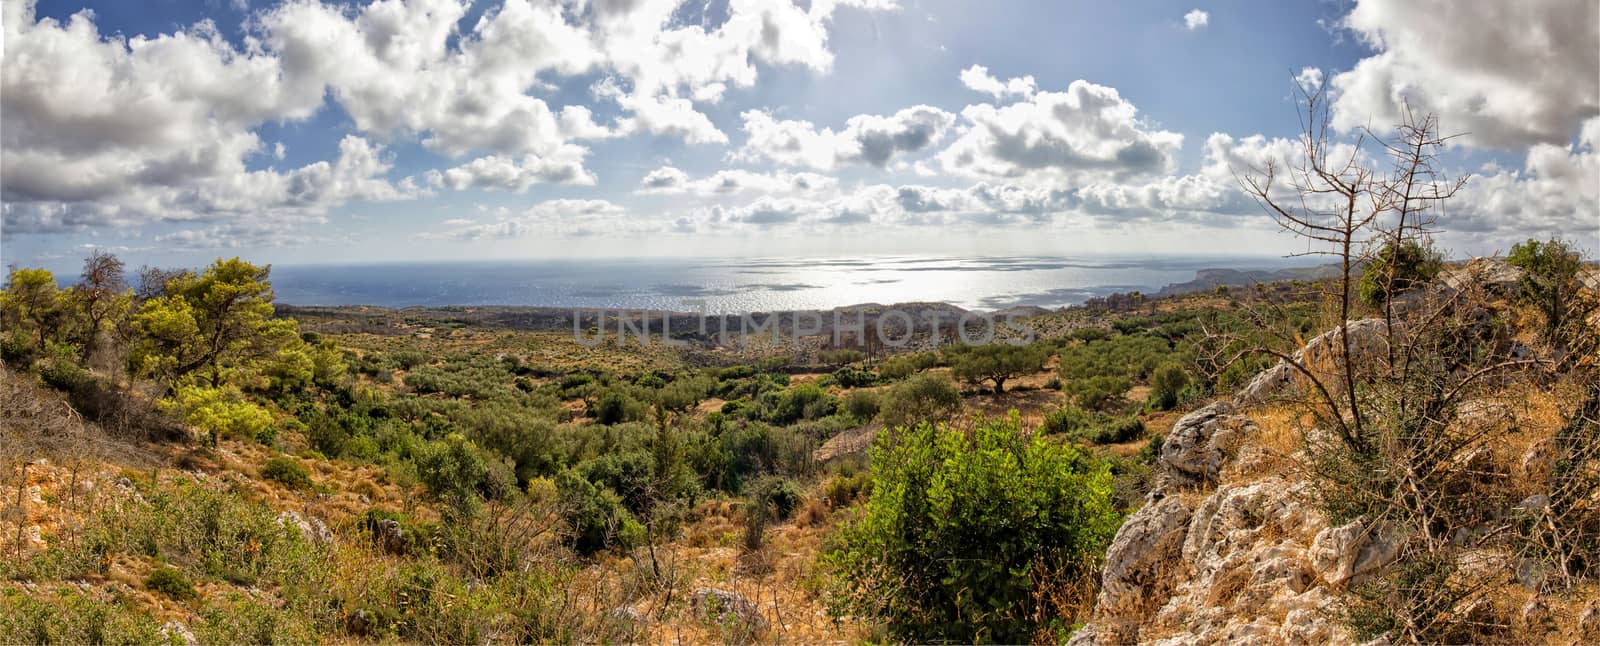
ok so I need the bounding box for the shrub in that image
[1358,239,1442,308]
[830,366,877,388]
[260,457,312,490]
[842,389,880,422]
[819,348,866,366]
[1040,406,1090,436]
[876,373,962,428]
[555,469,643,556]
[163,385,274,443]
[947,344,1047,394]
[1063,375,1132,411]
[825,414,1121,643]
[145,566,197,600]
[1146,362,1190,411]
[1506,238,1594,348]
[823,471,873,507]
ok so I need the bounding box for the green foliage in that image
[1068,326,1110,343]
[129,257,295,385]
[555,469,643,556]
[1057,333,1176,383]
[823,471,873,507]
[417,433,495,514]
[1506,238,1593,348]
[164,385,275,443]
[830,365,877,388]
[145,566,198,600]
[819,348,866,366]
[876,373,962,428]
[947,343,1047,393]
[842,389,881,422]
[1063,375,1131,411]
[0,267,66,356]
[825,414,1122,643]
[1146,362,1191,411]
[1040,406,1091,436]
[1359,240,1443,308]
[0,589,168,645]
[261,457,313,490]
[591,390,650,425]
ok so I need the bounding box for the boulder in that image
[1159,402,1256,484]
[1096,496,1194,621]
[1235,319,1389,406]
[276,510,332,545]
[161,621,197,646]
[692,588,766,632]
[1308,519,1400,588]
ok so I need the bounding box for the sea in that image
[267,255,1298,314]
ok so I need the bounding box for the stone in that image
[369,517,406,554]
[692,588,766,632]
[1234,319,1389,406]
[161,621,197,646]
[346,609,372,637]
[276,510,332,545]
[1159,402,1256,483]
[1096,496,1194,619]
[1308,519,1400,588]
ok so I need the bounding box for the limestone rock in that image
[1308,519,1400,588]
[276,510,332,545]
[1234,318,1389,406]
[1159,402,1257,485]
[1096,496,1193,621]
[692,588,766,632]
[161,621,197,646]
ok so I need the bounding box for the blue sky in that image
[2,0,1596,275]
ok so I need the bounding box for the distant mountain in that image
[1154,264,1346,296]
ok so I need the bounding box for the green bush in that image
[842,389,881,422]
[144,566,197,600]
[876,373,962,428]
[1063,375,1132,411]
[825,414,1121,643]
[823,471,873,507]
[1146,362,1190,411]
[1358,239,1443,308]
[830,365,877,388]
[947,343,1047,394]
[260,457,312,490]
[1040,406,1090,436]
[555,469,642,556]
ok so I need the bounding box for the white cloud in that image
[426,146,597,192]
[959,65,1036,100]
[1184,9,1209,30]
[735,105,955,169]
[1331,0,1599,149]
[938,80,1184,185]
[637,166,837,196]
[1448,116,1600,235]
[425,199,629,240]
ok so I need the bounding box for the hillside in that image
[1,252,1597,644]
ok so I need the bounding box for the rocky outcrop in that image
[276,510,332,545]
[1234,318,1389,406]
[1159,402,1255,485]
[692,588,767,632]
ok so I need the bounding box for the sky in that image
[1,0,1597,275]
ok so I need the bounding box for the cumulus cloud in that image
[1331,0,1599,149]
[636,166,836,196]
[734,105,955,169]
[1448,116,1600,235]
[938,80,1183,185]
[425,199,629,240]
[1,0,894,243]
[427,146,597,192]
[959,65,1036,100]
[1184,9,1209,30]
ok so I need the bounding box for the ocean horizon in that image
[265,254,1301,313]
